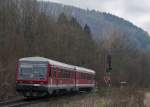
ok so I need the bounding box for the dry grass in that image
[25,87,147,107]
[105,87,145,107]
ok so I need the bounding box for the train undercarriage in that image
[16,84,94,98]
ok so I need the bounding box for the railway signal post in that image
[104,54,112,87]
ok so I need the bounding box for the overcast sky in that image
[42,0,150,34]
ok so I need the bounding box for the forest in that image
[0,0,150,98]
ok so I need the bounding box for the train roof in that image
[19,57,95,74]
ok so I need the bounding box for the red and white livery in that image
[16,57,95,98]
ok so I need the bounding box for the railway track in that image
[0,91,89,107]
[0,97,33,107]
[0,96,50,107]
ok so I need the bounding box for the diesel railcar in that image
[16,57,95,98]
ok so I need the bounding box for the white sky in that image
[42,0,150,34]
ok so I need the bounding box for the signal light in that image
[106,67,112,73]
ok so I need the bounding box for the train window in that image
[58,68,61,78]
[84,73,86,79]
[66,71,68,78]
[82,73,84,79]
[85,73,87,79]
[34,67,46,79]
[88,74,92,80]
[70,71,73,78]
[19,67,33,79]
[83,73,85,79]
[69,72,71,78]
[87,74,89,80]
[61,69,65,78]
[81,73,83,79]
[90,75,92,80]
[79,73,81,79]
[80,73,82,79]
[73,72,74,78]
[66,70,69,78]
[80,73,83,79]
[69,71,71,78]
[19,63,47,80]
[71,71,72,78]
[64,70,66,78]
[60,69,71,79]
[88,74,90,80]
[92,75,94,80]
[78,72,80,79]
[67,71,70,78]
[86,74,89,80]
[86,74,88,79]
[68,71,70,78]
[65,70,67,78]
[72,72,74,78]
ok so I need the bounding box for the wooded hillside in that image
[0,0,150,99]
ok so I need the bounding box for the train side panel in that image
[49,66,76,93]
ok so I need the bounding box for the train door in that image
[50,66,57,89]
[57,68,62,89]
[74,71,77,90]
[53,66,57,89]
[75,71,79,90]
[56,67,58,87]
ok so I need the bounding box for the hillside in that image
[1,0,150,99]
[41,1,150,50]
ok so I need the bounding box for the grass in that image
[96,87,145,107]
[24,87,147,107]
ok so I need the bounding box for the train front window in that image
[19,63,47,80]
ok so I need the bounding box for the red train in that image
[16,57,95,98]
